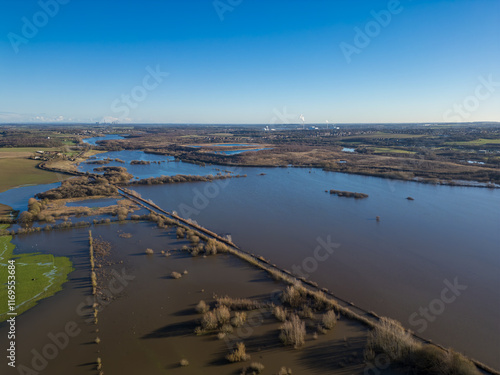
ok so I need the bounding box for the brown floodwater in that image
[1,150,498,370]
[1,222,371,374]
[128,165,500,370]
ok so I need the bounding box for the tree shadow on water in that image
[298,336,367,374]
[141,319,198,339]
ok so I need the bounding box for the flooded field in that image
[0,222,369,374]
[1,147,498,369]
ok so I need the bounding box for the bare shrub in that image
[322,310,337,330]
[215,241,229,253]
[231,312,247,327]
[277,367,293,375]
[171,271,182,279]
[365,317,420,362]
[445,350,479,375]
[201,311,218,331]
[247,362,265,374]
[299,306,313,319]
[279,315,305,348]
[191,243,204,256]
[272,306,287,322]
[176,227,186,238]
[179,358,189,367]
[205,239,217,255]
[281,285,303,307]
[217,296,264,310]
[117,206,128,221]
[196,300,209,314]
[145,248,154,255]
[214,306,231,325]
[220,324,233,334]
[226,342,250,363]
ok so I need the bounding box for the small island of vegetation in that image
[329,189,369,199]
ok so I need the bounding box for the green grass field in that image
[0,147,60,154]
[373,147,416,154]
[446,138,500,146]
[0,158,64,193]
[0,225,73,321]
[340,132,426,140]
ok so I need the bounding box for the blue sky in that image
[0,0,499,124]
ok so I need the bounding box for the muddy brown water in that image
[127,166,500,370]
[1,222,371,374]
[1,149,498,370]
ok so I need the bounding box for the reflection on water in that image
[212,148,272,155]
[77,150,237,179]
[0,182,61,211]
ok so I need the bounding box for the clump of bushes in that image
[201,311,218,331]
[215,306,231,325]
[36,176,119,200]
[216,296,264,310]
[179,358,189,367]
[330,189,368,199]
[204,239,217,255]
[279,315,305,349]
[365,317,419,362]
[145,248,154,255]
[272,306,287,322]
[321,310,337,330]
[298,305,313,319]
[226,342,250,363]
[231,312,247,327]
[171,271,182,279]
[176,227,186,238]
[281,285,304,308]
[365,317,480,374]
[190,243,204,256]
[243,362,265,374]
[199,306,233,332]
[96,357,102,371]
[277,367,293,375]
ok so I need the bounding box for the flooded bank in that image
[129,166,500,369]
[1,147,498,369]
[0,221,370,374]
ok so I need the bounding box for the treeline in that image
[330,189,368,199]
[91,166,133,183]
[0,135,63,148]
[127,174,245,186]
[86,158,125,165]
[36,176,118,200]
[86,160,110,165]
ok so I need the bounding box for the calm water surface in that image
[1,147,498,368]
[128,164,499,368]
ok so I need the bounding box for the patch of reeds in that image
[279,314,305,349]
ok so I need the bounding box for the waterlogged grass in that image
[0,158,63,193]
[0,225,73,321]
